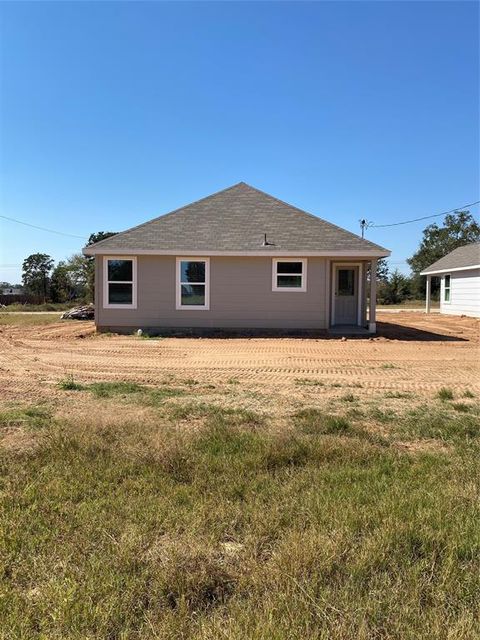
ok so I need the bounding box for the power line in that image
[369,201,480,229]
[0,214,87,240]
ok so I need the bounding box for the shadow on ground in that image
[375,321,468,342]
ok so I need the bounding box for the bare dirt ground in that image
[0,312,478,414]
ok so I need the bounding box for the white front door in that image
[334,266,358,325]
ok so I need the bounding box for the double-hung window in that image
[272,259,307,292]
[103,257,137,308]
[176,258,210,309]
[444,274,451,302]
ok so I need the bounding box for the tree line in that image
[18,232,117,303]
[10,211,480,305]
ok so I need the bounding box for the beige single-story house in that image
[421,242,480,318]
[83,183,390,333]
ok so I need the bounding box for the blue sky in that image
[1,1,478,283]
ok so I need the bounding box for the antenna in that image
[359,219,371,238]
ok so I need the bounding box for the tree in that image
[407,211,480,274]
[84,231,118,301]
[50,262,73,303]
[377,270,412,305]
[22,253,54,301]
[376,258,389,283]
[65,253,89,298]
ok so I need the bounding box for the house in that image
[421,242,480,318]
[1,287,23,296]
[83,183,390,334]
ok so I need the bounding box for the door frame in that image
[330,262,363,326]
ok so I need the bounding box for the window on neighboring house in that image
[176,258,210,309]
[444,274,451,302]
[103,257,136,308]
[272,259,307,291]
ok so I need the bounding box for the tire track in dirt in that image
[0,313,478,403]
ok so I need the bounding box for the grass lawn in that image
[377,299,440,309]
[0,312,64,326]
[0,303,76,312]
[1,383,479,639]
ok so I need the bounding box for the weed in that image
[452,402,470,413]
[340,393,356,403]
[437,387,454,401]
[399,405,479,441]
[463,390,475,399]
[89,381,144,398]
[295,378,325,387]
[0,405,51,430]
[58,375,84,391]
[293,408,352,435]
[380,363,397,369]
[385,391,412,399]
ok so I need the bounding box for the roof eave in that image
[83,247,390,258]
[420,264,480,276]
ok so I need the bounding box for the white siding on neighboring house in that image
[439,268,480,318]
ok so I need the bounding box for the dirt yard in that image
[0,312,478,412]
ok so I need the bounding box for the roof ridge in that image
[240,182,387,251]
[86,182,247,249]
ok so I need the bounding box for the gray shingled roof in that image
[84,183,389,255]
[421,242,480,274]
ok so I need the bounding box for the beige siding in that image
[440,269,480,318]
[96,255,371,330]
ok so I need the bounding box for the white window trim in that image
[103,256,137,309]
[443,274,451,304]
[272,258,307,292]
[176,257,210,310]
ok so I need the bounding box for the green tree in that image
[407,211,480,274]
[84,231,118,301]
[50,262,73,303]
[376,258,389,283]
[22,253,54,302]
[65,253,89,299]
[377,270,412,305]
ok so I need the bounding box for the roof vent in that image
[262,233,276,247]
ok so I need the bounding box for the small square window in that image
[272,259,306,292]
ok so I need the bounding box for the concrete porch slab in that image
[328,325,372,336]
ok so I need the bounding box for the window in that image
[103,257,137,308]
[272,259,307,292]
[444,274,451,302]
[176,258,210,309]
[337,269,355,296]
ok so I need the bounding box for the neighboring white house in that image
[421,243,480,318]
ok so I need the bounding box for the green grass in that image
[0,302,77,312]
[0,312,63,326]
[58,376,85,391]
[437,387,454,401]
[385,391,413,399]
[295,378,325,387]
[463,390,476,399]
[0,405,52,430]
[1,400,479,638]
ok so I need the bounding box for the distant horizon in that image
[1,1,478,282]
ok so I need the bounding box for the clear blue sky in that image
[1,1,478,284]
